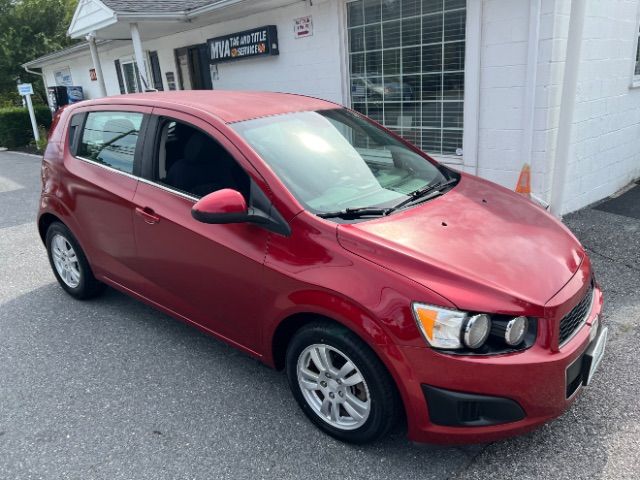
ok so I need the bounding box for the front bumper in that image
[397,285,604,444]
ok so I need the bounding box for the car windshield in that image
[232,109,449,215]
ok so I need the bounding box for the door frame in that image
[139,107,265,193]
[174,44,213,90]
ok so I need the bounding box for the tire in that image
[45,222,105,300]
[286,321,401,444]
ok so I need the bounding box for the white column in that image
[550,0,587,216]
[87,32,107,97]
[130,23,149,92]
[461,0,482,174]
[520,0,541,173]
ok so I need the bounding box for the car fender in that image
[263,288,422,425]
[38,195,97,270]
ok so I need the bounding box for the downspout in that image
[22,65,49,107]
[521,0,541,185]
[550,0,588,216]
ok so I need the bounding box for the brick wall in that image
[562,0,640,213]
[476,0,640,214]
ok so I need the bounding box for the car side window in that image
[155,118,250,199]
[78,111,143,174]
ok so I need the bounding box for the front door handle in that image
[135,207,161,225]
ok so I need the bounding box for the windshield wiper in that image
[392,177,458,210]
[317,178,458,220]
[317,206,394,220]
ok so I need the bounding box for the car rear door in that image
[64,105,151,286]
[129,108,270,354]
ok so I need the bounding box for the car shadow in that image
[1,282,479,479]
[2,272,629,479]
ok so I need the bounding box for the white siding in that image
[44,0,345,102]
[153,0,344,102]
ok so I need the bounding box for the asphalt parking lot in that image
[1,150,639,479]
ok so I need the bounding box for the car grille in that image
[558,284,594,346]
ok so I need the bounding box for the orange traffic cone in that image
[515,163,531,197]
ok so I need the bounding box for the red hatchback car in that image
[39,91,607,444]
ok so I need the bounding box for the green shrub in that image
[0,106,52,148]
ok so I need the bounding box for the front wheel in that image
[285,322,401,444]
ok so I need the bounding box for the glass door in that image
[121,61,140,93]
[174,44,213,90]
[175,48,193,90]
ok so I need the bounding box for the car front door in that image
[130,109,270,354]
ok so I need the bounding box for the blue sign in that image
[17,83,33,96]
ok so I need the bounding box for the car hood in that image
[337,174,584,313]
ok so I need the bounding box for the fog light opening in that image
[504,316,528,346]
[463,314,491,349]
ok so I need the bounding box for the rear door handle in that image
[135,207,161,225]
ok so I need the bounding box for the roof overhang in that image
[68,0,117,39]
[22,40,128,69]
[26,0,301,68]
[67,0,258,40]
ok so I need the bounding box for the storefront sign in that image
[207,26,278,63]
[294,16,313,39]
[89,68,97,81]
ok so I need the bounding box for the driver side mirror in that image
[191,187,291,237]
[191,189,248,224]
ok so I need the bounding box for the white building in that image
[23,0,640,215]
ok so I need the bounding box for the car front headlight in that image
[411,303,481,350]
[412,303,535,353]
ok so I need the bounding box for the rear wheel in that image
[46,222,104,299]
[286,322,400,443]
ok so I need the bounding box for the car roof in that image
[78,90,341,123]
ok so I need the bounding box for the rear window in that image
[78,111,143,174]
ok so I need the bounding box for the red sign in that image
[294,16,313,39]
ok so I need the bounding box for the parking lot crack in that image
[583,245,640,273]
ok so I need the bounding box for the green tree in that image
[0,0,79,105]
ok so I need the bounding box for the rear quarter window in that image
[78,111,143,174]
[67,113,84,153]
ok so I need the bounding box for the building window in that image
[347,0,465,157]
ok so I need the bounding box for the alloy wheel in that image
[51,234,81,288]
[296,344,371,430]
